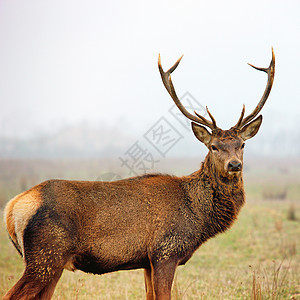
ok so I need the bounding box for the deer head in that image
[158,49,275,179]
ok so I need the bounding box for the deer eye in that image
[211,145,218,151]
[241,143,245,149]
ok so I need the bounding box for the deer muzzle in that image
[227,160,242,172]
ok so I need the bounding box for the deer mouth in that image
[228,167,242,172]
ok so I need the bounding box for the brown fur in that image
[3,52,272,299]
[3,132,248,299]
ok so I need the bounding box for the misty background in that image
[0,0,299,163]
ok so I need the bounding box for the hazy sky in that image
[0,0,299,138]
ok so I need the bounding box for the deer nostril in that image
[228,161,242,171]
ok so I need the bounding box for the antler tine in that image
[234,104,246,129]
[206,106,217,128]
[194,106,217,128]
[158,54,218,130]
[234,48,275,129]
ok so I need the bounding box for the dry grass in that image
[251,260,291,300]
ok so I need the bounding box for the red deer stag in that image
[3,49,275,300]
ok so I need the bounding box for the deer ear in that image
[240,115,263,140]
[191,122,211,146]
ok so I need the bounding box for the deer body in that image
[3,51,274,299]
[4,156,244,300]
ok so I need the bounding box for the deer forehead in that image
[211,130,244,150]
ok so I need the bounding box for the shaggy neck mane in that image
[183,154,245,238]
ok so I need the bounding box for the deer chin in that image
[227,170,242,178]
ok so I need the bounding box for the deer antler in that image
[158,54,219,131]
[233,48,275,129]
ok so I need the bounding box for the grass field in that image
[0,159,299,299]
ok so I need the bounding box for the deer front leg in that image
[150,258,177,300]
